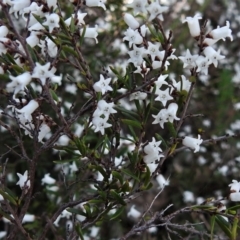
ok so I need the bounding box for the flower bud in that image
[123,13,139,30]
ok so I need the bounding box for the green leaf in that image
[67,208,86,216]
[89,165,108,180]
[74,137,86,156]
[79,26,86,46]
[112,171,123,184]
[166,122,177,138]
[210,215,215,240]
[49,89,59,102]
[110,190,126,205]
[0,189,17,206]
[121,119,141,128]
[62,46,78,57]
[215,215,231,238]
[109,206,125,220]
[121,169,140,182]
[231,216,238,240]
[75,224,84,240]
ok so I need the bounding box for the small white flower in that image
[93,74,112,94]
[127,45,145,67]
[16,100,39,121]
[80,25,98,44]
[147,41,162,62]
[209,21,233,41]
[92,116,112,135]
[127,205,141,218]
[156,174,169,189]
[85,0,106,10]
[178,49,198,69]
[93,100,117,118]
[203,46,225,67]
[129,91,147,101]
[22,214,35,224]
[183,191,195,203]
[32,62,58,85]
[41,173,56,185]
[182,135,203,153]
[147,2,168,22]
[171,75,191,92]
[182,14,202,38]
[16,170,30,189]
[7,72,32,97]
[69,161,78,174]
[128,0,148,15]
[195,55,210,75]
[65,11,87,26]
[155,88,173,107]
[123,13,139,30]
[42,13,60,33]
[123,28,143,48]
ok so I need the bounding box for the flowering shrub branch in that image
[0,0,239,239]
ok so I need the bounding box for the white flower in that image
[7,72,32,97]
[42,13,60,33]
[182,14,202,38]
[69,161,78,174]
[15,100,39,121]
[147,2,168,22]
[39,37,58,58]
[123,13,139,30]
[32,62,58,85]
[41,173,56,185]
[182,135,203,153]
[143,137,164,164]
[16,170,30,189]
[127,45,145,67]
[228,180,240,201]
[195,55,210,75]
[127,205,141,218]
[203,46,225,67]
[154,74,169,89]
[229,192,240,202]
[156,174,169,189]
[123,28,143,48]
[152,108,168,129]
[92,116,112,135]
[155,88,173,107]
[93,74,112,94]
[22,214,35,224]
[85,0,106,10]
[147,41,162,62]
[38,123,51,143]
[65,11,87,26]
[128,0,148,15]
[93,100,117,118]
[229,180,240,192]
[183,191,195,203]
[26,33,40,48]
[166,103,180,123]
[171,75,191,92]
[178,49,198,69]
[209,21,233,41]
[129,91,147,101]
[134,61,150,77]
[80,25,98,44]
[9,0,31,18]
[147,163,158,174]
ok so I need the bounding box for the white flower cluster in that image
[92,98,117,135]
[181,15,232,75]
